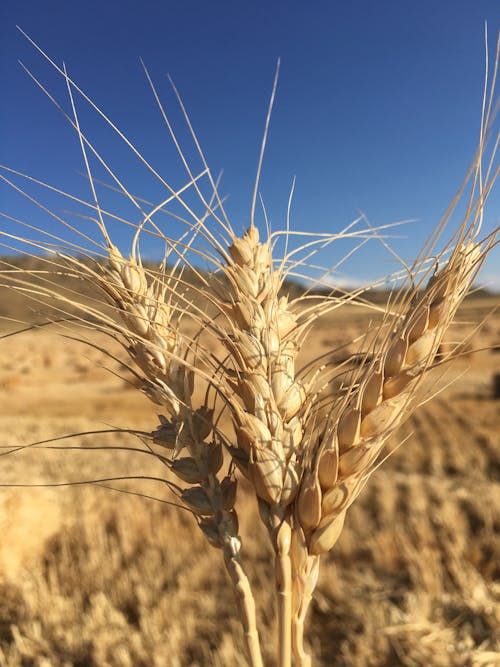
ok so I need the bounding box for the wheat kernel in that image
[361,372,383,414]
[405,330,436,366]
[407,304,429,342]
[383,371,413,399]
[359,396,405,438]
[317,447,339,489]
[297,473,322,531]
[337,408,361,449]
[338,445,374,478]
[384,337,408,376]
[321,484,349,514]
[309,511,346,555]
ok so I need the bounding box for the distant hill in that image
[1,254,497,325]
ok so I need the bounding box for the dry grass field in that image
[0,295,499,666]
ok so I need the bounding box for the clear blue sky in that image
[1,1,499,289]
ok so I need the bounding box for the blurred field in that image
[0,297,499,666]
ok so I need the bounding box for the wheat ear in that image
[284,33,500,662]
[98,246,264,666]
[219,223,305,666]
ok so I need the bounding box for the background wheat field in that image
[0,292,499,667]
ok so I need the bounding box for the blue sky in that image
[1,1,499,289]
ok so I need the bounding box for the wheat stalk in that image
[1,30,499,667]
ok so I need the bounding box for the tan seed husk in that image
[240,412,273,446]
[405,330,436,366]
[317,446,339,489]
[232,265,259,298]
[246,223,260,245]
[237,379,261,412]
[249,461,280,504]
[361,372,383,414]
[309,510,346,556]
[276,309,297,338]
[337,408,361,450]
[278,382,305,421]
[228,236,254,265]
[282,417,302,458]
[290,524,309,574]
[251,449,284,504]
[338,445,374,478]
[383,370,414,399]
[122,264,144,293]
[253,239,271,269]
[321,483,349,515]
[428,298,445,329]
[297,473,322,531]
[271,366,293,404]
[271,437,286,463]
[236,425,255,454]
[248,372,272,400]
[266,408,283,438]
[407,304,429,342]
[280,464,300,506]
[384,337,408,376]
[238,331,266,369]
[261,328,280,357]
[124,308,150,338]
[359,396,405,439]
[232,299,254,329]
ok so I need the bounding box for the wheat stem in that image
[223,546,264,667]
[272,512,292,667]
[291,556,319,667]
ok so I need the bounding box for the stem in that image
[187,436,263,667]
[223,545,264,667]
[291,556,319,667]
[273,512,292,667]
